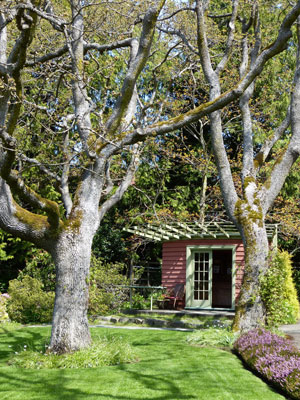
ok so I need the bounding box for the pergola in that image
[126,220,278,245]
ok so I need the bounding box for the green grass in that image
[8,333,136,369]
[0,324,287,400]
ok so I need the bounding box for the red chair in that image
[163,283,186,309]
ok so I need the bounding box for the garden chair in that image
[163,283,186,309]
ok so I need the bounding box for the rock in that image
[118,317,130,324]
[134,318,144,324]
[168,320,186,328]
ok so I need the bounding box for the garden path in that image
[279,321,300,349]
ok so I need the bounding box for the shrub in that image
[7,276,54,324]
[293,268,300,300]
[187,327,238,348]
[17,249,56,291]
[88,256,129,315]
[122,292,150,310]
[234,328,300,399]
[0,293,9,322]
[13,253,129,319]
[260,250,299,327]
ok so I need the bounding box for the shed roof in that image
[125,221,278,243]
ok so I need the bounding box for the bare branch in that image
[106,0,300,149]
[19,154,62,183]
[158,26,199,55]
[260,16,300,213]
[215,0,239,75]
[105,2,166,136]
[239,3,261,181]
[66,4,95,159]
[195,0,216,83]
[158,7,194,22]
[208,12,232,19]
[99,144,141,221]
[4,170,61,228]
[0,179,54,251]
[102,160,114,196]
[60,131,72,217]
[0,130,61,230]
[254,109,291,171]
[152,40,181,72]
[25,38,134,67]
[17,1,67,31]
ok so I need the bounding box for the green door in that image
[187,250,212,308]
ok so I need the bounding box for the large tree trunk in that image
[233,220,270,332]
[49,229,93,353]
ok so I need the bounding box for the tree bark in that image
[49,229,93,353]
[233,220,269,332]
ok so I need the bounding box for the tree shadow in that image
[0,327,287,400]
[0,325,49,361]
[0,364,198,400]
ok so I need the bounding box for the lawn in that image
[0,325,287,400]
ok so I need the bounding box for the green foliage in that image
[88,256,129,315]
[293,268,300,299]
[0,294,9,323]
[0,231,13,262]
[17,249,56,292]
[122,132,216,223]
[0,321,21,333]
[186,327,238,348]
[7,253,130,321]
[122,292,150,310]
[7,277,54,324]
[92,215,129,264]
[0,230,37,292]
[260,250,300,327]
[8,334,136,369]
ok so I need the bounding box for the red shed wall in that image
[162,239,245,306]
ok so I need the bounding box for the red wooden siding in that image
[162,239,245,308]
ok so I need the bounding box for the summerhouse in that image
[127,221,278,310]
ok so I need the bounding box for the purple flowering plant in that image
[234,328,300,399]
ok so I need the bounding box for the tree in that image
[174,0,300,331]
[0,0,299,354]
[0,0,168,353]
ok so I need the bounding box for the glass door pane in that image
[192,251,211,308]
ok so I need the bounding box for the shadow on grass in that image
[0,325,48,362]
[0,363,196,400]
[0,362,202,400]
[0,327,286,400]
[0,327,193,400]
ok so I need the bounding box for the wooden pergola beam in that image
[194,221,217,238]
[163,223,192,239]
[125,221,278,243]
[126,227,162,242]
[213,221,230,238]
[146,223,179,240]
[176,222,200,237]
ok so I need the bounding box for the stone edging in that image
[91,315,230,330]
